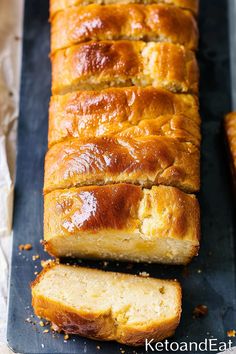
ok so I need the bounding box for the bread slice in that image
[50,0,199,19]
[49,87,200,147]
[224,112,236,186]
[48,112,200,147]
[44,184,200,263]
[51,4,198,53]
[44,136,200,194]
[31,263,182,345]
[51,41,199,95]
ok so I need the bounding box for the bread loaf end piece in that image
[31,263,182,346]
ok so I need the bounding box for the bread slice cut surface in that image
[31,263,182,345]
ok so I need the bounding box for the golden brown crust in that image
[31,263,182,345]
[45,184,142,232]
[49,112,200,147]
[50,0,199,19]
[49,87,200,147]
[44,136,200,194]
[32,294,180,345]
[43,184,200,262]
[51,4,198,53]
[51,41,199,95]
[224,112,236,184]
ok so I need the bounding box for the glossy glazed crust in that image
[44,136,200,194]
[50,0,199,19]
[31,263,182,346]
[224,112,236,183]
[44,183,200,245]
[51,41,199,95]
[49,112,200,147]
[51,4,198,53]
[49,87,200,147]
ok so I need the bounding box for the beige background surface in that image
[0,0,23,353]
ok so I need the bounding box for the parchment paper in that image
[0,0,24,353]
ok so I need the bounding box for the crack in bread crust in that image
[44,136,200,194]
[49,87,200,147]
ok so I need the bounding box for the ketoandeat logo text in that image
[145,338,234,352]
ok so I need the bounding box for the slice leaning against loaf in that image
[51,4,198,53]
[44,136,200,194]
[49,87,200,147]
[44,184,200,263]
[51,41,199,95]
[31,263,182,345]
[50,0,199,19]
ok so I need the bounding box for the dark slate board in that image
[6,0,236,353]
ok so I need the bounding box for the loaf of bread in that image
[49,87,200,147]
[44,184,200,263]
[50,0,199,19]
[44,136,200,194]
[51,41,199,95]
[224,112,236,184]
[32,263,182,345]
[51,4,198,53]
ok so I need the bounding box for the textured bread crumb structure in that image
[44,184,200,263]
[51,41,199,95]
[31,263,182,345]
[51,4,198,53]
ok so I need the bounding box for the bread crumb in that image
[32,254,40,261]
[197,269,202,274]
[139,271,150,277]
[159,286,165,294]
[43,329,49,333]
[39,321,45,327]
[227,330,236,337]
[64,334,69,340]
[19,243,32,251]
[193,305,208,318]
[34,272,38,275]
[96,345,101,350]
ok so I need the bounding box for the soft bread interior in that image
[32,264,182,344]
